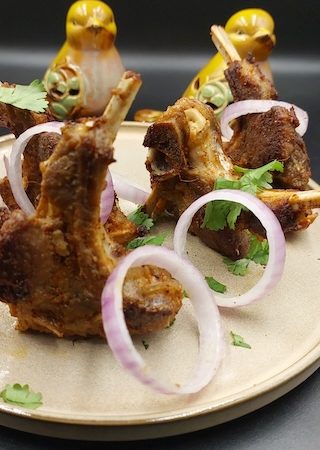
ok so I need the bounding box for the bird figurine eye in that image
[72,19,78,26]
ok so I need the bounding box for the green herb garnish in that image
[230,331,252,349]
[246,233,269,266]
[142,340,149,350]
[0,383,43,409]
[0,80,48,112]
[205,276,227,293]
[223,233,269,276]
[202,160,284,231]
[126,233,166,249]
[223,258,250,276]
[127,207,154,231]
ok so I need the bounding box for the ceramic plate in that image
[0,122,319,441]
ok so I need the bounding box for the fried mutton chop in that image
[0,72,182,337]
[144,97,253,259]
[0,84,60,209]
[143,98,320,257]
[211,25,311,190]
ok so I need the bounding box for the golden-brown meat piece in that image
[0,74,182,338]
[0,93,57,211]
[0,83,53,137]
[210,25,311,190]
[0,83,139,248]
[144,97,252,259]
[143,97,320,258]
[225,58,277,101]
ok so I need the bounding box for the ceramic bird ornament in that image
[43,0,124,120]
[183,8,276,115]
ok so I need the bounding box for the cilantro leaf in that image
[142,340,149,350]
[230,331,252,349]
[223,233,269,276]
[234,160,284,193]
[205,276,227,293]
[0,384,43,409]
[127,207,154,231]
[202,160,284,231]
[126,233,166,249]
[0,80,48,112]
[247,234,269,265]
[223,257,250,276]
[202,199,243,231]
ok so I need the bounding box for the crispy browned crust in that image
[23,132,61,206]
[224,58,311,189]
[0,118,182,337]
[0,207,10,230]
[224,58,278,101]
[225,107,311,190]
[0,177,19,211]
[104,203,138,246]
[143,97,319,259]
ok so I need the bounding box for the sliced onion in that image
[100,171,115,224]
[220,99,309,141]
[7,122,64,216]
[110,171,150,205]
[101,245,224,395]
[173,189,286,308]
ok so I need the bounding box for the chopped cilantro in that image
[127,207,154,231]
[205,276,227,293]
[126,233,166,249]
[230,331,252,349]
[0,80,48,112]
[0,383,43,409]
[234,160,284,193]
[247,234,269,265]
[142,340,149,350]
[223,257,250,276]
[223,233,269,276]
[202,160,284,231]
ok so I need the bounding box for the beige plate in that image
[0,122,319,441]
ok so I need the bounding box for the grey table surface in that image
[0,50,319,449]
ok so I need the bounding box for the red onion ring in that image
[7,122,64,216]
[101,245,224,394]
[173,189,286,308]
[111,171,150,205]
[100,171,115,224]
[6,123,149,222]
[220,100,308,141]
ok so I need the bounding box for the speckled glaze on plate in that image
[0,123,319,441]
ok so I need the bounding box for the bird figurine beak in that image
[87,17,117,37]
[253,28,276,48]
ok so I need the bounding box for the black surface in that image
[0,0,320,448]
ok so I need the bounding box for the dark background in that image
[0,0,319,180]
[0,1,320,449]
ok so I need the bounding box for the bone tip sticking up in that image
[210,24,241,64]
[102,70,142,120]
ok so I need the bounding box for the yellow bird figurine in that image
[43,0,124,120]
[183,8,276,115]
